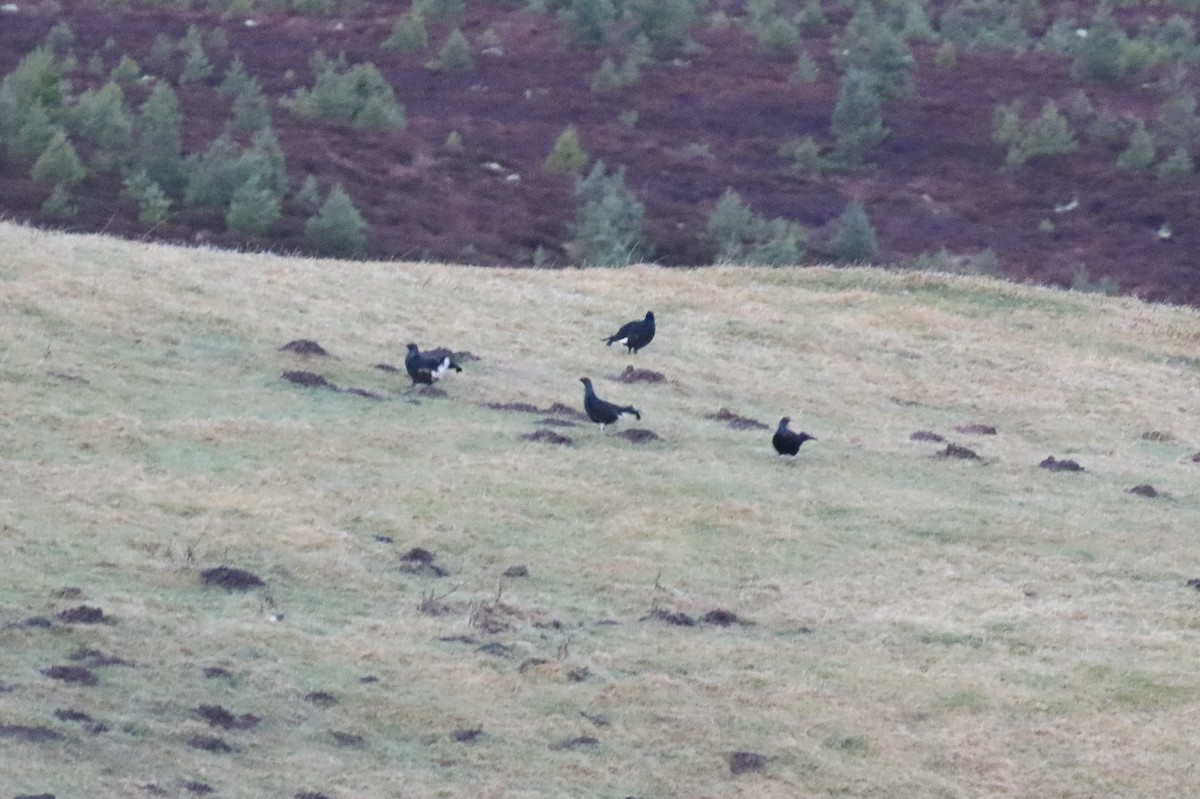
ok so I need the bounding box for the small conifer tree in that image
[1072,12,1131,81]
[1156,89,1200,152]
[572,161,646,266]
[563,0,616,47]
[544,127,589,176]
[591,58,623,91]
[219,57,253,97]
[432,29,474,71]
[109,55,141,84]
[305,184,368,257]
[791,51,819,83]
[1156,147,1194,181]
[31,130,86,186]
[122,170,172,224]
[1116,119,1155,171]
[135,82,186,191]
[830,69,888,163]
[179,43,214,85]
[294,174,322,211]
[41,184,77,217]
[1004,101,1077,167]
[227,177,282,235]
[230,79,271,132]
[13,105,63,161]
[382,12,429,52]
[706,189,755,263]
[830,200,879,263]
[71,82,133,170]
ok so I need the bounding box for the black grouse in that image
[603,311,655,354]
[580,377,641,430]
[405,343,462,386]
[772,417,815,457]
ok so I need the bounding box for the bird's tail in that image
[603,336,615,346]
[622,405,641,420]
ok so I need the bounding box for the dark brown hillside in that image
[1,0,1199,303]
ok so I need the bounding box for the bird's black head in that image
[645,311,655,321]
[580,376,592,385]
[406,343,418,352]
[778,416,791,427]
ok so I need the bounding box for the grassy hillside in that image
[3,221,1200,797]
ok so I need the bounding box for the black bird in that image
[405,343,462,386]
[603,311,655,354]
[772,417,815,457]
[580,376,641,430]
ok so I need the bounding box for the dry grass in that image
[3,222,1200,797]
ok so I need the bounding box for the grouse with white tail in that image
[772,417,815,457]
[603,311,655,354]
[580,377,641,430]
[405,343,462,386]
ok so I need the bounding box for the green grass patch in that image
[3,222,1200,795]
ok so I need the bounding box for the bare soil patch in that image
[910,430,946,442]
[69,648,132,667]
[282,371,335,390]
[1040,456,1085,472]
[195,704,261,730]
[617,428,661,444]
[201,566,265,591]
[954,424,997,435]
[57,605,106,624]
[1129,484,1159,498]
[279,340,330,357]
[615,366,665,384]
[400,547,449,576]
[645,608,695,627]
[549,735,599,751]
[187,735,235,753]
[40,665,98,685]
[0,725,64,743]
[729,750,768,775]
[702,609,751,627]
[521,428,574,446]
[303,691,338,708]
[938,443,980,460]
[706,408,769,431]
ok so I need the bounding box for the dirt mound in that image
[1040,456,1085,472]
[195,704,261,730]
[707,408,769,430]
[279,339,329,356]
[41,665,98,685]
[954,424,997,435]
[617,428,661,444]
[938,443,980,460]
[486,401,541,413]
[729,751,767,775]
[1129,484,1159,497]
[702,609,751,627]
[0,725,64,743]
[615,365,665,383]
[58,605,106,624]
[187,735,235,753]
[521,428,574,446]
[201,566,265,592]
[910,430,946,442]
[282,371,335,389]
